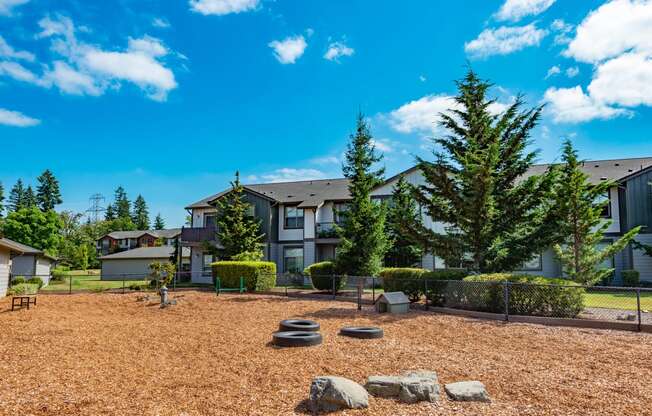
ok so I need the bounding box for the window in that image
[204,214,216,228]
[597,191,611,218]
[519,254,543,271]
[284,206,304,229]
[202,253,214,276]
[284,247,304,273]
[246,203,255,217]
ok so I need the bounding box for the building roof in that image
[103,228,182,240]
[0,237,57,261]
[99,246,190,260]
[522,157,652,184]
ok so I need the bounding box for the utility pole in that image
[86,193,106,223]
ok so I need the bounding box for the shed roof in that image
[103,228,182,240]
[99,246,190,260]
[377,291,410,304]
[0,237,57,260]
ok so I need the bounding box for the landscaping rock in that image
[365,376,402,397]
[617,313,636,321]
[365,370,439,403]
[309,376,368,413]
[444,381,490,402]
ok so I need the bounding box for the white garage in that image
[100,246,190,281]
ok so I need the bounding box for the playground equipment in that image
[279,319,320,332]
[215,276,246,295]
[339,326,384,339]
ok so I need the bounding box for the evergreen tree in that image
[154,213,165,230]
[384,176,424,267]
[132,195,150,229]
[409,69,559,272]
[36,169,63,211]
[105,204,116,221]
[335,114,389,276]
[24,186,37,208]
[0,181,4,218]
[8,179,26,212]
[553,140,640,285]
[214,171,265,259]
[114,186,131,219]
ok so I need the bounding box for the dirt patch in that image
[0,292,651,415]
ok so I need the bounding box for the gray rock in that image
[444,381,490,402]
[365,370,439,403]
[617,313,636,321]
[310,376,369,413]
[365,376,402,398]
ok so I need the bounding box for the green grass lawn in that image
[42,274,149,292]
[583,291,652,311]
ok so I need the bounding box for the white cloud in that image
[324,41,354,62]
[310,155,340,165]
[0,61,41,84]
[152,17,170,28]
[465,24,547,58]
[259,168,327,183]
[0,36,34,61]
[550,18,573,45]
[545,65,560,79]
[370,139,394,153]
[0,107,39,127]
[189,0,259,16]
[43,61,101,95]
[0,0,28,16]
[565,0,652,63]
[543,86,631,123]
[495,0,556,22]
[565,66,579,78]
[587,52,652,107]
[268,35,307,64]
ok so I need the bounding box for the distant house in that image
[0,238,29,297]
[99,246,190,280]
[7,240,57,286]
[96,229,181,256]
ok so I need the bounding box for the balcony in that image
[180,227,217,245]
[315,222,341,243]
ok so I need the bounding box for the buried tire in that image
[339,326,384,339]
[272,331,323,347]
[279,319,320,332]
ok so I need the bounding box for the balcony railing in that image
[316,222,340,239]
[181,226,217,243]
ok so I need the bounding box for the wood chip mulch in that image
[0,292,651,415]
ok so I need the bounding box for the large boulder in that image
[309,376,369,413]
[365,370,439,403]
[444,381,490,402]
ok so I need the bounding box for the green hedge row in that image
[379,268,469,302]
[303,261,347,292]
[622,270,640,287]
[211,261,276,292]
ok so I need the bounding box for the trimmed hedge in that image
[26,277,44,289]
[379,268,426,302]
[622,270,640,287]
[211,261,277,292]
[303,261,346,292]
[461,273,585,318]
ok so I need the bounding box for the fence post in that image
[215,277,220,296]
[424,278,429,311]
[357,279,362,311]
[503,282,510,322]
[372,277,375,303]
[122,277,125,294]
[69,275,72,295]
[332,275,336,300]
[636,288,642,332]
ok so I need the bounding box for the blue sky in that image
[1,0,651,227]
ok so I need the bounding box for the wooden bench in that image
[11,295,37,311]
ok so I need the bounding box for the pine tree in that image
[384,176,424,267]
[114,186,131,219]
[0,181,4,218]
[553,140,640,285]
[154,213,165,230]
[105,204,116,221]
[8,179,26,212]
[214,171,265,259]
[335,114,389,276]
[24,186,38,208]
[36,169,63,211]
[409,69,559,272]
[132,195,150,230]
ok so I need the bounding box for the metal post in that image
[215,277,220,296]
[332,275,336,300]
[122,277,125,294]
[636,288,642,332]
[173,273,176,292]
[424,278,429,311]
[69,275,72,295]
[503,282,510,322]
[357,279,362,311]
[372,277,375,303]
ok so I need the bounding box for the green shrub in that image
[51,267,69,282]
[622,270,640,287]
[10,276,26,286]
[7,283,39,296]
[26,277,44,289]
[304,261,346,292]
[212,261,276,292]
[422,269,469,306]
[462,273,584,318]
[379,268,426,302]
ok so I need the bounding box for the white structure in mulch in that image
[375,291,410,314]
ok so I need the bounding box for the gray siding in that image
[633,234,652,283]
[10,255,36,277]
[518,248,561,278]
[624,169,652,233]
[101,259,170,280]
[0,247,9,297]
[242,191,274,242]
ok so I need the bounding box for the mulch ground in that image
[0,292,651,415]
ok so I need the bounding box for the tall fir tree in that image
[213,171,265,259]
[113,186,131,219]
[409,69,559,272]
[0,181,4,218]
[132,195,150,230]
[384,175,424,267]
[8,179,26,212]
[24,186,38,208]
[553,140,640,285]
[105,203,116,221]
[335,113,389,276]
[154,213,165,230]
[36,169,63,211]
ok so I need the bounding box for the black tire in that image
[272,331,323,347]
[279,319,320,332]
[339,326,384,339]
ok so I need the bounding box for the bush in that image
[212,261,276,292]
[622,270,640,287]
[379,268,426,302]
[7,283,38,296]
[303,261,346,292]
[10,276,26,286]
[51,267,69,282]
[462,273,585,318]
[26,277,44,289]
[422,269,469,306]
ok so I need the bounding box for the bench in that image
[12,295,37,311]
[215,276,245,295]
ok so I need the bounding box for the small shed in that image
[375,291,410,314]
[100,246,190,280]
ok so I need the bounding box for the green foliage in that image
[213,172,265,259]
[303,261,346,291]
[384,176,424,267]
[8,179,26,212]
[7,283,38,296]
[408,69,559,273]
[461,273,584,317]
[154,213,165,230]
[1,207,63,255]
[10,276,26,286]
[622,270,640,287]
[132,195,149,229]
[422,269,469,281]
[379,267,426,302]
[231,250,264,261]
[36,169,63,211]
[26,277,44,289]
[113,186,131,220]
[335,114,389,276]
[24,186,38,208]
[211,261,276,292]
[0,180,4,218]
[148,261,176,287]
[51,266,68,282]
[105,204,116,221]
[553,140,641,285]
